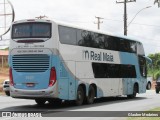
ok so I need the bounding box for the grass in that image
[127,107,160,120]
[150,107,160,111]
[128,117,160,120]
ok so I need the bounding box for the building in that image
[0,50,9,68]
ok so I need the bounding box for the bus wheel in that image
[156,89,159,94]
[86,85,95,104]
[127,84,138,99]
[35,99,46,105]
[76,86,84,106]
[147,82,151,90]
[5,91,10,96]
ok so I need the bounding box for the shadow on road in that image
[0,96,147,112]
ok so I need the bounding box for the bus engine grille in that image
[12,54,50,72]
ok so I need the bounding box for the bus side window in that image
[59,26,77,45]
[104,36,119,51]
[120,39,130,52]
[77,30,99,48]
[77,30,92,47]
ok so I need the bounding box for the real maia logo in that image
[83,50,114,62]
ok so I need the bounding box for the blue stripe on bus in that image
[51,55,77,100]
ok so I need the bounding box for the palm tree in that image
[154,0,160,7]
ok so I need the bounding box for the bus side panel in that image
[122,78,137,95]
[119,52,143,95]
[140,77,147,93]
[122,79,128,94]
[57,61,69,100]
[67,61,76,100]
[56,59,76,100]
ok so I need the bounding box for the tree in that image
[154,0,160,7]
[148,53,160,79]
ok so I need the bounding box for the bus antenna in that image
[35,15,48,19]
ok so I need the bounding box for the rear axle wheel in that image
[86,85,95,104]
[75,86,84,106]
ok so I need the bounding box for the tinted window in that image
[12,22,51,39]
[77,30,99,48]
[59,26,138,54]
[107,37,119,51]
[59,26,76,45]
[92,63,136,78]
[77,30,119,51]
[120,65,136,78]
[119,39,136,53]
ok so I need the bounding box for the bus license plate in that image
[26,83,35,87]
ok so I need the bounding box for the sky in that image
[0,0,160,55]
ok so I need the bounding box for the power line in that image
[103,17,160,28]
[54,17,160,29]
[129,22,160,28]
[63,20,91,23]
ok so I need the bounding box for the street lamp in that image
[127,6,152,27]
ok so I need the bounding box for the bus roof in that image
[13,19,142,44]
[55,20,142,44]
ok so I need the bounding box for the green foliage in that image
[154,71,160,80]
[147,53,160,80]
[4,47,9,50]
[0,47,9,50]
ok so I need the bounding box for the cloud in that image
[0,0,160,55]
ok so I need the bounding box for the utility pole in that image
[154,0,160,7]
[116,0,136,36]
[94,16,104,30]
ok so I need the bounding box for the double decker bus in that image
[9,19,150,105]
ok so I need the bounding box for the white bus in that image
[9,19,150,105]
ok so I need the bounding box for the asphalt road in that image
[0,90,160,120]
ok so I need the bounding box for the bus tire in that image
[127,84,138,99]
[146,82,151,90]
[86,85,95,104]
[75,86,84,106]
[35,99,46,105]
[156,89,159,94]
[5,91,10,96]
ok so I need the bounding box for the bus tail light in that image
[9,68,14,86]
[49,67,56,87]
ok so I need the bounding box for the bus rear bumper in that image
[10,84,58,99]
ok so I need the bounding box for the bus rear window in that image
[12,22,51,39]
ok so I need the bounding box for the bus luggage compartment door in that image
[58,61,76,100]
